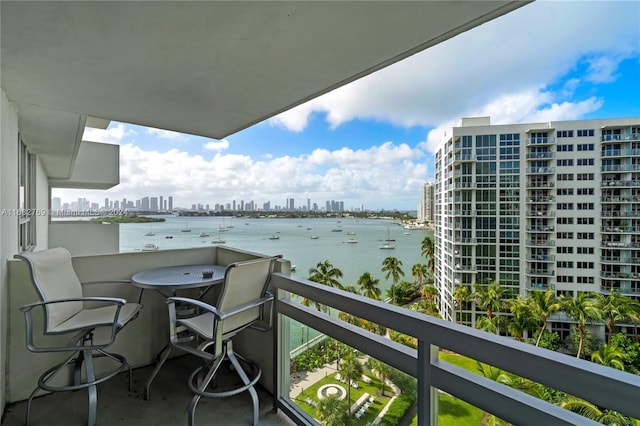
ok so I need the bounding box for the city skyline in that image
[53,1,639,210]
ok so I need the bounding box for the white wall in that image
[0,90,19,414]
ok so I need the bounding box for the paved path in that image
[290,363,339,397]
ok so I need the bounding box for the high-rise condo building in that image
[434,116,640,339]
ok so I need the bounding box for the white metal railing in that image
[272,274,639,426]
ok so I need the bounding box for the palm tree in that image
[381,256,404,304]
[507,296,537,342]
[561,397,636,425]
[528,289,560,347]
[316,394,349,426]
[357,272,381,300]
[559,292,601,359]
[420,284,439,304]
[308,260,344,315]
[412,263,429,287]
[453,285,471,324]
[473,281,508,333]
[593,291,636,344]
[477,362,513,426]
[308,260,344,290]
[421,236,435,278]
[365,357,391,396]
[339,353,364,412]
[591,344,626,371]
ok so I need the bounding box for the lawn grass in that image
[293,372,393,424]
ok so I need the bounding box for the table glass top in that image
[131,264,226,289]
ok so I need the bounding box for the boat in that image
[145,225,155,236]
[268,235,280,240]
[142,243,159,251]
[290,265,297,271]
[346,238,358,244]
[346,230,356,235]
[165,235,173,239]
[199,232,210,237]
[379,227,395,249]
[310,234,319,240]
[181,221,191,232]
[210,237,226,244]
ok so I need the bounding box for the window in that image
[557,174,574,181]
[577,158,594,166]
[557,246,574,254]
[576,188,594,195]
[18,136,36,251]
[577,143,595,151]
[557,232,573,239]
[577,129,595,137]
[577,203,594,210]
[557,217,574,224]
[558,159,574,167]
[577,247,594,254]
[577,217,594,225]
[557,144,574,152]
[577,276,595,284]
[557,275,574,283]
[557,188,574,196]
[577,233,594,240]
[557,261,574,268]
[577,173,594,180]
[557,130,574,138]
[577,262,594,269]
[557,203,574,210]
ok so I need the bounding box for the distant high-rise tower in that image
[168,196,173,210]
[418,182,436,223]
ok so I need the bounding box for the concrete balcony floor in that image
[2,355,295,426]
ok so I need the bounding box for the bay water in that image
[120,215,433,350]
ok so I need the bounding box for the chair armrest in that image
[167,296,223,317]
[81,279,132,286]
[19,297,129,353]
[20,296,126,312]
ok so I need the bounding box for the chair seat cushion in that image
[48,302,142,334]
[178,310,257,341]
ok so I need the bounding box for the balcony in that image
[526,167,555,174]
[3,247,640,426]
[526,136,555,145]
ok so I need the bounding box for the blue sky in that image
[56,1,640,211]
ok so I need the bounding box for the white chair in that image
[166,257,278,426]
[16,247,142,426]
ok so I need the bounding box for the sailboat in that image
[181,221,191,232]
[379,227,395,249]
[310,227,319,239]
[211,230,226,244]
[144,224,155,236]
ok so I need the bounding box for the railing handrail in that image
[272,273,639,425]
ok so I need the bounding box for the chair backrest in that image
[15,247,84,333]
[216,257,275,336]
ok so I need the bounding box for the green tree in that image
[421,236,435,278]
[560,292,601,359]
[365,357,392,397]
[593,291,638,344]
[412,263,429,287]
[473,281,509,333]
[339,353,364,412]
[316,394,349,426]
[528,289,561,347]
[381,257,404,304]
[357,272,381,300]
[507,296,537,342]
[560,397,636,426]
[308,260,344,315]
[591,344,626,371]
[452,285,471,324]
[477,362,513,426]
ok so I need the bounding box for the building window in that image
[557,246,574,254]
[577,262,594,269]
[577,129,595,137]
[557,130,574,138]
[577,276,595,284]
[577,203,594,210]
[557,174,574,181]
[557,232,574,239]
[577,173,594,180]
[577,158,594,166]
[558,159,574,167]
[557,217,574,225]
[557,144,574,152]
[557,275,574,283]
[577,247,594,254]
[557,203,574,210]
[577,217,594,225]
[576,188,594,195]
[577,232,595,240]
[577,143,595,151]
[557,261,574,268]
[19,136,36,251]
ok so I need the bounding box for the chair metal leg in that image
[187,356,225,426]
[227,347,259,426]
[144,344,172,400]
[83,347,98,426]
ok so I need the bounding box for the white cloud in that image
[82,123,130,144]
[55,141,430,210]
[269,1,639,136]
[203,139,230,151]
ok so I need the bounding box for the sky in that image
[54,1,640,211]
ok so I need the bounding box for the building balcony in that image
[602,148,640,157]
[4,246,639,426]
[526,152,555,160]
[526,197,554,203]
[602,179,640,187]
[526,136,556,145]
[602,164,640,172]
[525,239,555,247]
[525,268,555,277]
[526,225,554,232]
[527,254,555,262]
[526,167,555,174]
[525,210,555,218]
[526,282,555,291]
[600,256,633,264]
[526,180,554,188]
[601,133,640,141]
[601,282,640,295]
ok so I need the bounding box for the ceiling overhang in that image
[1,1,531,179]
